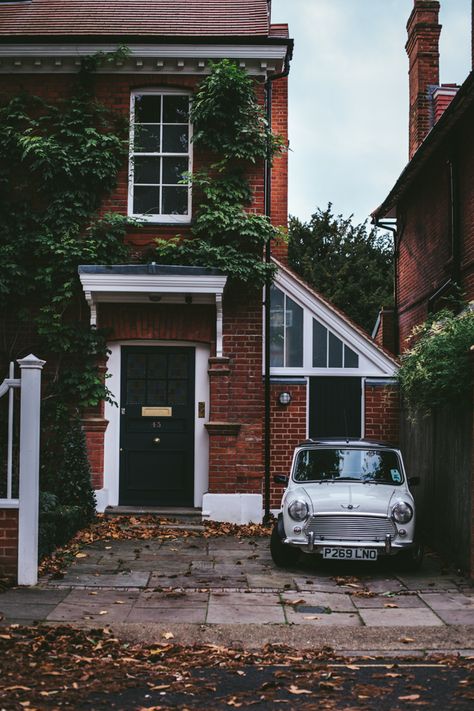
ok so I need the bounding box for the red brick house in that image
[0,0,398,525]
[372,0,474,573]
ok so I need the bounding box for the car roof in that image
[296,438,398,450]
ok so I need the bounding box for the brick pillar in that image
[81,359,108,490]
[364,381,400,445]
[406,0,441,158]
[0,507,19,578]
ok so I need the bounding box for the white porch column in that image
[17,354,45,586]
[216,293,223,357]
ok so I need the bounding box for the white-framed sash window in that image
[129,89,192,223]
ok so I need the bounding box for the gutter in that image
[263,45,292,523]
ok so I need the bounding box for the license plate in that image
[322,547,378,561]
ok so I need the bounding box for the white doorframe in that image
[96,340,210,511]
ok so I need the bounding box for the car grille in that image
[304,515,396,542]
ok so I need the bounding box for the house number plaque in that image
[141,407,172,417]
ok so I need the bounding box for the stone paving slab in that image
[127,606,207,623]
[49,572,151,588]
[281,591,356,613]
[351,593,428,609]
[358,607,444,627]
[206,602,285,624]
[419,592,474,610]
[285,610,362,626]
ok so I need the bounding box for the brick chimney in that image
[406,1,442,159]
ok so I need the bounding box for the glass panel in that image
[134,125,161,153]
[162,125,189,153]
[168,380,187,405]
[328,332,343,367]
[270,285,284,367]
[293,448,403,485]
[162,157,188,184]
[135,95,161,123]
[133,156,160,184]
[313,320,327,367]
[162,186,188,215]
[147,353,167,378]
[163,95,189,123]
[285,296,303,367]
[168,353,188,379]
[344,345,359,368]
[133,186,160,215]
[127,379,146,404]
[147,380,167,404]
[127,353,146,378]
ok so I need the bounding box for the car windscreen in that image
[293,448,404,485]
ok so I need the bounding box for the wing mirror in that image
[273,474,289,485]
[408,476,420,487]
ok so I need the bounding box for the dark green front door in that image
[119,346,195,506]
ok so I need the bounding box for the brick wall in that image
[269,382,307,508]
[364,381,400,445]
[0,507,18,577]
[397,108,474,350]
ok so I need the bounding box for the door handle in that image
[153,437,161,445]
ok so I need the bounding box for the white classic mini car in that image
[271,439,422,570]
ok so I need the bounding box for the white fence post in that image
[17,354,45,586]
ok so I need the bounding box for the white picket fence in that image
[0,355,45,585]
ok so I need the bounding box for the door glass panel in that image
[328,332,343,367]
[168,380,187,405]
[127,380,146,404]
[168,353,188,379]
[127,353,147,378]
[313,320,328,367]
[147,380,167,404]
[147,353,167,378]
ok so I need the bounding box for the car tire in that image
[397,541,424,572]
[270,523,300,568]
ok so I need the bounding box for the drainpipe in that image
[263,51,291,523]
[372,218,399,355]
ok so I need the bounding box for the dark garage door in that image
[309,377,362,439]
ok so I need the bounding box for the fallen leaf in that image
[75,553,88,558]
[114,600,126,605]
[399,637,416,644]
[304,615,320,620]
[99,610,108,615]
[288,685,312,695]
[162,631,174,640]
[283,598,306,607]
[399,694,420,701]
[384,603,399,608]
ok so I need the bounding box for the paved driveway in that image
[1,533,473,652]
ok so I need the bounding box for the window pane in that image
[147,380,167,404]
[162,157,188,184]
[163,95,189,123]
[134,125,161,152]
[127,353,146,378]
[127,379,146,404]
[313,320,327,367]
[133,156,160,184]
[135,95,161,123]
[328,332,343,367]
[163,125,189,153]
[344,345,359,368]
[147,353,167,378]
[168,380,187,405]
[133,186,160,215]
[270,286,284,367]
[168,353,188,378]
[162,186,188,215]
[285,296,303,367]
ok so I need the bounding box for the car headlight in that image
[288,499,309,521]
[392,501,413,524]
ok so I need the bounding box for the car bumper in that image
[284,533,415,556]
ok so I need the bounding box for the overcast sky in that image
[270,0,472,226]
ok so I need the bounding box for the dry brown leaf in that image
[75,553,88,558]
[162,632,174,640]
[283,598,305,607]
[399,637,416,643]
[304,615,320,620]
[99,611,108,615]
[288,685,312,695]
[384,603,399,608]
[399,694,420,701]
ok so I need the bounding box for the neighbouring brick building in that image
[373,0,474,573]
[0,0,398,531]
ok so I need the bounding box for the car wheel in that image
[270,523,300,568]
[397,541,424,572]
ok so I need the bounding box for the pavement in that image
[1,532,473,654]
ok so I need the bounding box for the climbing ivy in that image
[0,79,130,405]
[398,306,474,415]
[154,59,285,287]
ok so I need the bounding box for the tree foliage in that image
[154,60,284,287]
[398,307,474,415]
[288,204,394,333]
